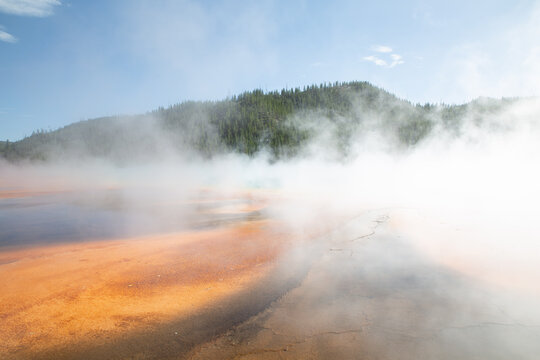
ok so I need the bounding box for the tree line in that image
[0,81,517,163]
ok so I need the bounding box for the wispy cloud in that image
[363,55,388,66]
[364,46,405,68]
[389,54,404,68]
[371,45,392,53]
[0,0,61,17]
[0,27,17,43]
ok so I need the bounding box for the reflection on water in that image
[0,189,262,248]
[0,194,140,247]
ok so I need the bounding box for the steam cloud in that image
[2,94,540,358]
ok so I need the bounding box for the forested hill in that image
[0,81,516,163]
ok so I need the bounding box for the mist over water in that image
[1,96,540,359]
[2,0,540,357]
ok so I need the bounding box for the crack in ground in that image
[328,214,389,257]
[230,329,364,359]
[344,214,388,244]
[189,213,388,359]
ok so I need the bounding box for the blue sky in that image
[1,0,539,140]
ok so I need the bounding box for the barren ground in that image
[2,187,540,359]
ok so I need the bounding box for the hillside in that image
[0,81,516,163]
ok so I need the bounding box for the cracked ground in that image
[187,211,540,360]
[2,190,540,360]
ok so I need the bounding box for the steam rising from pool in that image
[1,97,540,358]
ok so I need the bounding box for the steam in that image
[2,95,540,358]
[3,96,540,275]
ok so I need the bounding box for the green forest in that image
[0,81,515,163]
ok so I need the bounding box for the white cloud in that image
[364,52,404,68]
[0,28,17,43]
[0,0,61,17]
[389,54,404,68]
[371,45,392,53]
[363,55,387,67]
[364,45,405,68]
